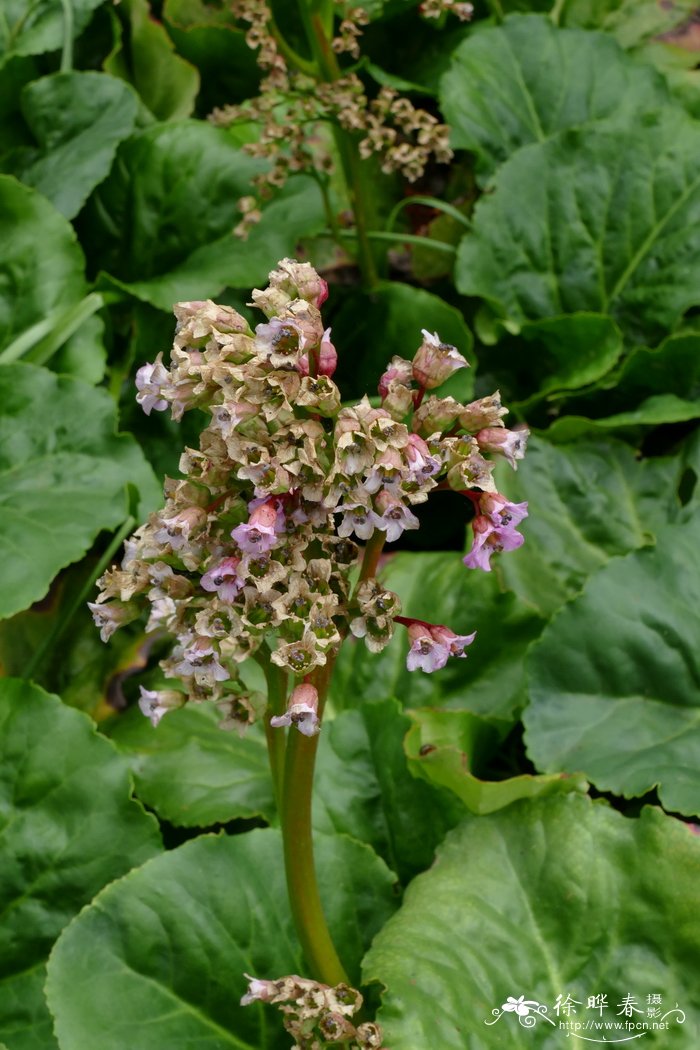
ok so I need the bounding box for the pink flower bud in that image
[476,426,529,468]
[379,356,413,398]
[412,330,469,390]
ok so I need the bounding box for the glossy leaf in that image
[455,116,700,344]
[441,14,667,175]
[315,698,465,883]
[495,435,688,618]
[525,521,700,815]
[86,121,326,309]
[46,829,398,1049]
[0,176,85,355]
[364,796,700,1048]
[487,313,624,404]
[545,395,700,442]
[405,708,588,814]
[0,363,159,619]
[0,0,103,62]
[0,680,161,1050]
[333,551,545,724]
[109,703,275,827]
[162,0,260,113]
[105,0,199,121]
[16,72,139,219]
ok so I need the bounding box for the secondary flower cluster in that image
[211,4,457,233]
[241,973,385,1049]
[90,259,528,732]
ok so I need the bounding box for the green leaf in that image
[525,520,700,815]
[333,281,474,402]
[0,176,85,356]
[108,703,276,828]
[455,116,700,344]
[611,329,700,406]
[52,313,106,384]
[404,708,588,814]
[86,121,326,309]
[315,699,465,883]
[333,552,545,724]
[105,0,199,121]
[0,0,103,62]
[0,362,159,619]
[162,0,260,114]
[15,72,139,219]
[364,796,700,1048]
[108,175,329,312]
[496,435,686,618]
[545,395,700,442]
[441,14,668,176]
[493,314,624,404]
[46,829,398,1049]
[0,680,161,1050]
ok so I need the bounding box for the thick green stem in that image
[358,530,386,584]
[255,645,288,812]
[280,659,349,985]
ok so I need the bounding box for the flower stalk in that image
[280,660,349,985]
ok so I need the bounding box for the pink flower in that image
[270,683,320,736]
[373,490,419,543]
[232,500,284,555]
[404,621,476,673]
[476,425,529,468]
[463,514,524,571]
[298,328,338,377]
[135,355,169,415]
[138,687,185,726]
[478,492,528,528]
[378,356,413,398]
[201,557,243,601]
[412,330,469,390]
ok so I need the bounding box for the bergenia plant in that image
[91,258,528,1048]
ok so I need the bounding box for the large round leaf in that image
[0,680,162,1050]
[525,520,700,815]
[85,122,326,309]
[455,116,700,344]
[0,177,85,354]
[0,362,159,619]
[364,796,700,1048]
[441,14,667,176]
[16,72,139,219]
[109,703,275,827]
[46,829,398,1050]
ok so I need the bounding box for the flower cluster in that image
[241,973,385,1049]
[91,259,528,733]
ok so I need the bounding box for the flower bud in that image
[378,356,413,397]
[459,392,508,432]
[412,329,469,390]
[476,425,529,468]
